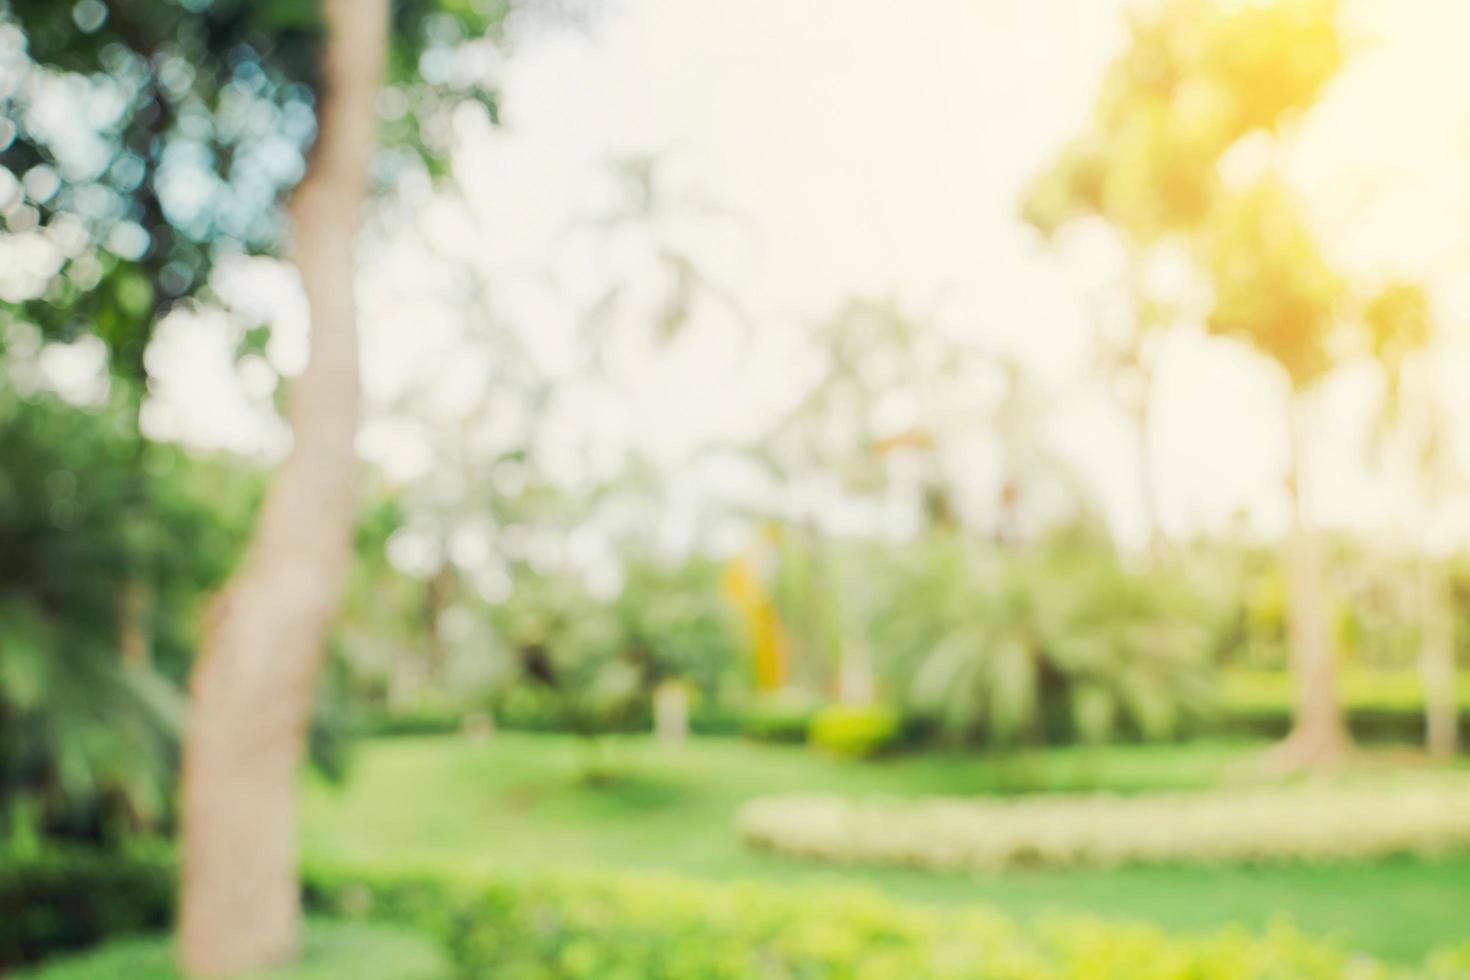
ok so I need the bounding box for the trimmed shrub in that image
[16,922,451,980]
[9,849,1470,978]
[360,711,465,739]
[305,866,1467,979]
[808,703,901,757]
[738,694,816,744]
[1218,670,1470,746]
[737,777,1470,873]
[0,847,174,971]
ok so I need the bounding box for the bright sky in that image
[126,0,1470,555]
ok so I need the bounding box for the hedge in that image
[359,707,746,740]
[737,778,1470,873]
[1219,670,1470,745]
[308,866,1470,979]
[16,922,451,980]
[358,670,1470,750]
[0,847,174,971]
[808,703,902,757]
[9,850,1470,978]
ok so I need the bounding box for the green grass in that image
[302,734,1470,963]
[18,922,450,980]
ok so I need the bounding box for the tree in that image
[743,299,970,698]
[1024,0,1352,769]
[872,530,1213,747]
[1023,0,1344,560]
[5,0,522,968]
[0,385,252,847]
[1364,282,1459,757]
[1,0,324,673]
[177,2,388,972]
[1202,178,1350,767]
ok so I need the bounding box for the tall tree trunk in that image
[1418,557,1458,759]
[1267,395,1350,772]
[1133,371,1161,563]
[179,1,387,974]
[1124,257,1162,563]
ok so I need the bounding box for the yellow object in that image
[722,528,790,692]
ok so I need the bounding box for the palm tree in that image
[1365,282,1458,757]
[877,532,1213,747]
[1203,180,1352,770]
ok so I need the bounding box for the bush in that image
[0,847,174,971]
[738,694,816,744]
[359,710,465,739]
[10,849,1470,978]
[737,777,1470,873]
[16,922,451,980]
[808,703,901,757]
[870,534,1217,748]
[305,865,1467,979]
[1218,669,1470,746]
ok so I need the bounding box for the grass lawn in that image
[302,733,1470,963]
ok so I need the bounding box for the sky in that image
[114,0,1470,555]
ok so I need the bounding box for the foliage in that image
[1221,668,1470,743]
[488,572,636,736]
[19,845,1470,978]
[1224,669,1470,716]
[0,846,173,971]
[1365,283,1431,381]
[295,733,1470,961]
[1023,0,1342,244]
[485,556,741,739]
[302,864,1470,980]
[807,703,900,758]
[737,692,817,744]
[1201,178,1344,387]
[0,389,257,844]
[611,557,741,698]
[0,0,513,379]
[737,775,1470,874]
[870,532,1216,746]
[22,738,1470,966]
[18,923,451,980]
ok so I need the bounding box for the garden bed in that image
[10,848,1470,977]
[16,922,451,980]
[737,777,1470,872]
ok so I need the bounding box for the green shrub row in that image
[363,703,1470,750]
[359,684,1469,751]
[361,701,910,756]
[359,707,748,740]
[737,777,1470,873]
[17,922,452,980]
[9,850,1470,978]
[307,865,1470,979]
[0,847,174,971]
[1222,706,1470,744]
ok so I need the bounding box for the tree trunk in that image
[118,575,152,670]
[178,1,387,974]
[1418,557,1458,759]
[423,562,455,688]
[1133,374,1162,563]
[1266,395,1350,772]
[1123,256,1161,562]
[653,680,690,745]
